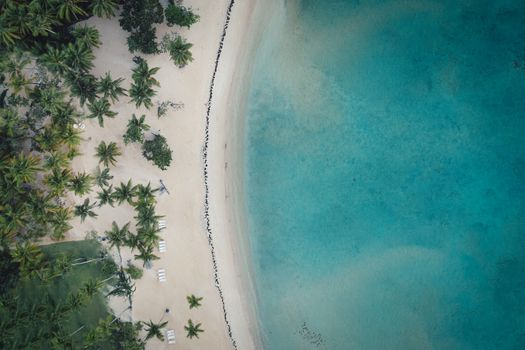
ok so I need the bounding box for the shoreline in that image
[53,0,265,348]
[206,0,271,348]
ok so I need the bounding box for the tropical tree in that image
[51,207,73,240]
[134,244,159,267]
[134,203,162,229]
[64,42,95,73]
[87,99,117,127]
[74,198,98,222]
[186,295,203,309]
[71,25,101,49]
[125,264,143,280]
[142,134,173,170]
[82,279,104,298]
[113,180,137,205]
[135,182,158,205]
[97,73,126,102]
[95,141,121,167]
[68,73,98,106]
[0,21,20,47]
[96,184,115,207]
[129,81,156,109]
[184,319,204,339]
[106,221,131,256]
[57,0,88,22]
[123,114,150,144]
[143,320,168,341]
[131,58,160,87]
[165,3,200,28]
[119,0,164,54]
[90,0,119,18]
[11,242,44,277]
[162,34,193,67]
[94,166,113,187]
[43,151,70,171]
[45,168,73,195]
[69,171,93,196]
[4,153,41,187]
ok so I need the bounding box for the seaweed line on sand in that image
[202,0,238,349]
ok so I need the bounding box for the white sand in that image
[62,0,266,349]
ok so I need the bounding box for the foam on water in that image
[245,1,525,349]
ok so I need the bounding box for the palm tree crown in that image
[184,319,204,339]
[95,141,121,167]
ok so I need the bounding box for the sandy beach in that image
[63,0,263,348]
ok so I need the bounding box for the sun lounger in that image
[158,220,166,229]
[158,269,167,282]
[159,240,167,253]
[166,329,176,344]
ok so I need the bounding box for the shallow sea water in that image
[245,1,525,349]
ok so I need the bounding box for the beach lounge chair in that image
[166,329,176,344]
[158,219,166,229]
[158,269,167,282]
[159,240,167,253]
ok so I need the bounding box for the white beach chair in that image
[158,219,166,229]
[158,269,167,282]
[166,329,176,344]
[159,240,167,253]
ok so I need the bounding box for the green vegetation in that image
[165,1,200,28]
[88,98,118,126]
[142,134,173,170]
[185,319,204,339]
[119,0,164,54]
[124,114,150,144]
[187,294,203,309]
[161,34,194,67]
[0,240,146,349]
[125,263,143,280]
[143,320,168,341]
[130,58,159,109]
[96,141,122,167]
[98,72,127,102]
[75,198,98,222]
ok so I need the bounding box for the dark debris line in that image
[202,1,239,349]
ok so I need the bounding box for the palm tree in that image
[123,114,150,144]
[57,0,87,22]
[82,279,103,298]
[39,46,68,75]
[11,242,44,277]
[96,185,115,207]
[137,226,160,247]
[134,203,162,229]
[134,244,159,267]
[124,232,140,252]
[90,0,119,18]
[94,166,113,187]
[87,99,117,127]
[0,22,20,47]
[69,171,93,196]
[97,73,126,102]
[184,319,204,339]
[166,36,193,67]
[68,73,98,106]
[95,141,121,167]
[43,151,70,171]
[5,154,41,187]
[143,320,168,341]
[186,295,203,309]
[129,81,156,109]
[135,182,158,205]
[71,25,101,49]
[51,207,73,239]
[45,168,73,195]
[61,125,82,148]
[74,198,98,222]
[113,180,137,205]
[106,221,130,256]
[64,42,95,73]
[27,11,55,37]
[131,60,160,87]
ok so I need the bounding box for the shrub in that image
[120,0,164,54]
[165,3,200,28]
[142,134,172,170]
[125,264,144,280]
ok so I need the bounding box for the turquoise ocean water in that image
[245,0,525,349]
